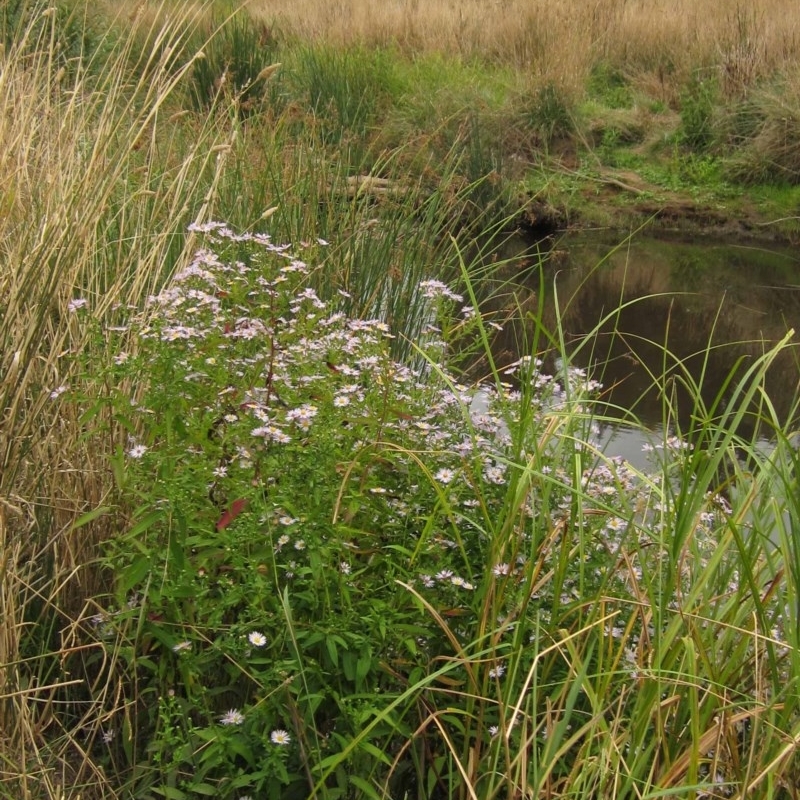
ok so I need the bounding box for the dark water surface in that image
[487,232,800,464]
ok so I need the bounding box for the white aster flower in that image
[270,728,291,745]
[219,708,245,725]
[128,444,148,459]
[434,468,455,484]
[489,663,506,679]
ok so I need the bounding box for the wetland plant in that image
[44,222,800,800]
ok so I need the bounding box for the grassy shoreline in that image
[249,0,800,242]
[50,0,800,242]
[2,2,800,798]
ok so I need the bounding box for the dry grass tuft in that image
[724,73,800,183]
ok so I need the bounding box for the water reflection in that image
[487,233,800,457]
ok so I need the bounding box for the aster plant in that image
[61,223,800,800]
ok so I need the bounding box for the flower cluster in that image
[88,222,786,800]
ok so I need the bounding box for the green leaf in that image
[348,775,382,800]
[185,535,221,548]
[170,583,201,598]
[152,787,188,800]
[356,647,372,686]
[110,449,126,490]
[78,400,106,427]
[342,651,356,682]
[227,737,256,765]
[125,509,164,540]
[357,740,391,766]
[71,506,111,530]
[302,631,325,649]
[189,783,219,796]
[120,555,150,594]
[229,771,267,789]
[122,711,133,764]
[168,533,185,573]
[325,636,339,667]
[143,625,176,651]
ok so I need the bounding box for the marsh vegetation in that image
[2,2,800,799]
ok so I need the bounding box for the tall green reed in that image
[187,8,282,116]
[210,116,512,361]
[314,256,800,799]
[295,44,401,144]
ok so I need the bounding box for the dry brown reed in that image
[251,0,800,93]
[724,71,800,182]
[0,4,234,795]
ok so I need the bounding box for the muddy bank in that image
[516,165,800,244]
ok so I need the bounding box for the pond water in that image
[484,232,800,466]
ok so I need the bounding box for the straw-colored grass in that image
[0,3,228,519]
[0,3,236,794]
[251,0,800,93]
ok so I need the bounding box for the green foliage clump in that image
[588,62,634,110]
[519,81,576,151]
[53,223,800,799]
[188,12,283,116]
[679,73,718,151]
[296,45,403,142]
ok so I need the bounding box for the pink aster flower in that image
[219,709,245,726]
